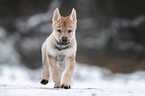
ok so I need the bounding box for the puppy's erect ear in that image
[53,8,61,23]
[69,8,77,22]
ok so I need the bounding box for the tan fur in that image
[40,8,77,89]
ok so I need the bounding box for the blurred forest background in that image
[0,0,145,73]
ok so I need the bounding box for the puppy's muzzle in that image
[61,37,68,43]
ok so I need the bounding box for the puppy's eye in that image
[57,29,61,33]
[68,29,72,33]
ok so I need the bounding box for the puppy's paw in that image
[40,79,49,85]
[61,84,71,89]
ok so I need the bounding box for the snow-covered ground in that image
[0,63,145,96]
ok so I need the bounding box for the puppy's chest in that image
[49,46,74,58]
[55,55,65,62]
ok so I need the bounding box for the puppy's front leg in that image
[47,55,62,88]
[62,56,75,89]
[40,46,50,85]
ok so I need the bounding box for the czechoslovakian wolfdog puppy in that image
[40,8,77,89]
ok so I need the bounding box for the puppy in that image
[40,8,77,89]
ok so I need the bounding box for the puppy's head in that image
[52,8,77,44]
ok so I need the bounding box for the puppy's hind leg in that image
[40,45,50,85]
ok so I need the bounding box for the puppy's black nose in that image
[62,37,68,43]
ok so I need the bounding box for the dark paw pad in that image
[40,79,48,85]
[61,85,71,89]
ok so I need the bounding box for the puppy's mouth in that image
[57,40,70,45]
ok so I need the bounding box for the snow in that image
[0,26,20,65]
[0,63,145,96]
[0,27,7,39]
